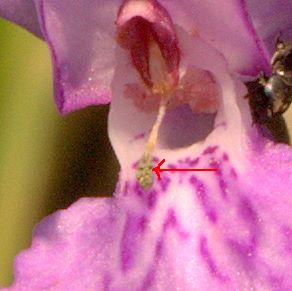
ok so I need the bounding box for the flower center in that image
[116,0,221,189]
[136,42,174,190]
[117,0,180,190]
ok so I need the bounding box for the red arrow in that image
[152,159,218,180]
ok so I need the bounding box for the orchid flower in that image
[1,0,292,290]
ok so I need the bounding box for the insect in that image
[246,39,292,124]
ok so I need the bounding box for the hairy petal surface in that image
[0,0,41,37]
[7,144,292,290]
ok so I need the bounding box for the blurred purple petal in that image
[158,0,270,76]
[34,0,119,114]
[0,0,291,113]
[0,0,42,37]
[244,0,292,53]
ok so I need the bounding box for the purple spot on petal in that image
[218,177,228,199]
[120,214,144,272]
[162,208,190,240]
[160,175,170,192]
[123,182,129,196]
[200,236,217,274]
[142,267,156,290]
[163,208,177,231]
[133,181,160,209]
[189,176,217,223]
[147,190,158,209]
[155,237,164,258]
[199,236,227,281]
[183,156,200,167]
[207,208,218,223]
[153,156,160,163]
[103,273,112,291]
[134,181,144,197]
[134,132,145,140]
[228,198,259,263]
[189,157,200,167]
[222,153,229,161]
[203,146,218,155]
[140,215,148,232]
[209,159,229,199]
[239,197,258,225]
[182,157,190,164]
[132,162,138,169]
[209,158,220,168]
[168,164,177,169]
[228,238,257,263]
[189,175,197,186]
[190,176,206,201]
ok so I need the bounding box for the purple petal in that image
[9,198,118,290]
[0,0,42,37]
[8,145,292,289]
[33,0,119,114]
[1,0,291,114]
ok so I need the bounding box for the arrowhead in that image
[152,159,165,181]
